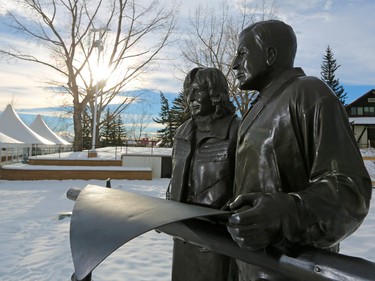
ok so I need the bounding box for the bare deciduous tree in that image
[126,106,153,142]
[177,0,277,116]
[0,0,178,151]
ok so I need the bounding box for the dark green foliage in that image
[170,91,190,129]
[100,108,126,147]
[82,109,92,150]
[100,108,115,147]
[154,92,173,147]
[320,45,347,105]
[154,92,189,147]
[113,114,126,146]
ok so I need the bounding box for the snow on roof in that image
[349,117,375,125]
[0,104,55,145]
[29,115,70,145]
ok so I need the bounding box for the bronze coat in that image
[234,67,372,280]
[170,113,240,281]
[170,113,240,209]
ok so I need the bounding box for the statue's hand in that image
[227,193,282,251]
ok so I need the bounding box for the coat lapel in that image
[238,68,305,140]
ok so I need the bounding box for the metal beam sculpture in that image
[69,185,375,281]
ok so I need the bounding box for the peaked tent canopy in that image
[0,131,23,144]
[29,115,70,145]
[0,104,55,145]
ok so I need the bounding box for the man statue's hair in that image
[242,20,297,68]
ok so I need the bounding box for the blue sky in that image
[0,0,374,135]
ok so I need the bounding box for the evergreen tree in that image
[113,115,126,146]
[154,92,174,147]
[170,91,190,130]
[82,109,92,150]
[100,108,126,147]
[320,45,348,105]
[100,108,115,147]
[154,92,190,147]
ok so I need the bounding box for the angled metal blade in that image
[70,184,229,280]
[70,184,375,281]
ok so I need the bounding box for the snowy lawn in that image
[1,145,375,280]
[0,179,172,281]
[0,179,374,281]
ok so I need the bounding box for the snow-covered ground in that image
[0,179,173,281]
[1,147,375,280]
[29,146,172,160]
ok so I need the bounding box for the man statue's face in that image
[187,81,215,117]
[233,31,268,91]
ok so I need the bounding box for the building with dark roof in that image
[346,89,375,148]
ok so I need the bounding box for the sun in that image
[94,63,111,83]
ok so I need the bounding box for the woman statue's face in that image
[186,81,215,117]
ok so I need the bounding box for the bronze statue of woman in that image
[168,67,240,281]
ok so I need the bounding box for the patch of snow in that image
[1,146,374,280]
[29,146,172,160]
[0,179,172,281]
[361,148,375,157]
[1,163,151,171]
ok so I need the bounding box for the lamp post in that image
[88,27,110,158]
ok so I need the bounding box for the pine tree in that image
[100,109,126,147]
[154,92,190,147]
[154,92,174,147]
[113,114,126,146]
[100,108,115,147]
[170,91,190,131]
[320,45,348,105]
[82,109,92,150]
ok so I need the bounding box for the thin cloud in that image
[0,0,374,112]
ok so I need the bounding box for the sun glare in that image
[94,64,111,83]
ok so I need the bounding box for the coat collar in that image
[259,67,306,102]
[238,68,306,139]
[175,113,237,141]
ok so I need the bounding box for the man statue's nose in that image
[232,58,240,70]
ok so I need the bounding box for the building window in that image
[357,107,364,116]
[363,107,375,116]
[349,106,375,116]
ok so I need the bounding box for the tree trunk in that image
[73,106,83,151]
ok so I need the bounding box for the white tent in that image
[0,104,55,145]
[0,131,23,144]
[29,115,70,145]
[0,131,24,163]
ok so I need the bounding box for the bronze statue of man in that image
[227,20,372,280]
[169,67,240,281]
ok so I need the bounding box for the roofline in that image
[346,89,375,108]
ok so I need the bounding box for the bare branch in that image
[177,0,276,116]
[0,0,178,150]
